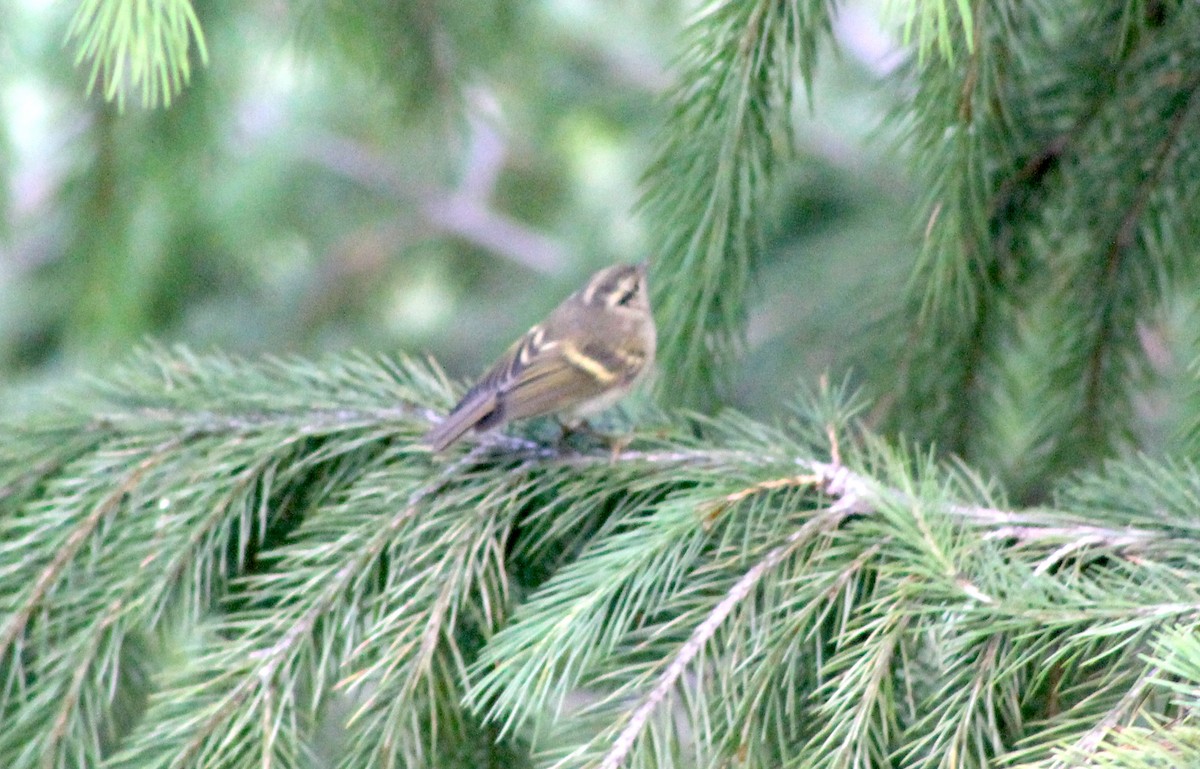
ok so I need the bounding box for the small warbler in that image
[425,262,656,451]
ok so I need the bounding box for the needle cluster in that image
[3,350,1200,769]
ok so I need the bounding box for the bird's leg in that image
[554,416,592,442]
[605,432,633,463]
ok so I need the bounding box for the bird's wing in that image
[424,319,645,450]
[496,346,614,421]
[423,326,559,450]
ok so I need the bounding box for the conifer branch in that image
[1082,72,1200,438]
[66,0,209,109]
[3,350,1199,768]
[191,569,369,763]
[0,436,180,664]
[47,598,123,768]
[595,506,850,769]
[1049,671,1154,768]
[811,603,909,767]
[895,0,1021,458]
[642,0,837,407]
[13,0,1200,763]
[891,3,1200,492]
[477,437,1162,552]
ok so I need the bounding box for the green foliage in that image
[642,0,837,408]
[888,0,1200,498]
[888,0,976,63]
[67,0,209,109]
[5,351,1200,768]
[9,0,1200,767]
[3,0,674,386]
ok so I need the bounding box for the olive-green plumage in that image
[425,263,656,451]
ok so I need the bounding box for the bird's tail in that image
[423,392,498,451]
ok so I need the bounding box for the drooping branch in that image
[1081,74,1200,438]
[593,506,852,769]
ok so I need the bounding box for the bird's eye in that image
[615,286,637,306]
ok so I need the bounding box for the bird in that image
[424,262,656,451]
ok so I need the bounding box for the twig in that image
[1082,74,1200,428]
[175,447,481,767]
[586,447,1159,768]
[92,404,432,437]
[464,430,1161,552]
[113,394,1164,554]
[594,507,850,769]
[0,437,181,661]
[343,456,531,721]
[298,132,567,275]
[802,459,1160,550]
[699,473,822,526]
[1049,672,1153,768]
[45,598,124,769]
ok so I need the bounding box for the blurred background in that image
[0,0,913,418]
